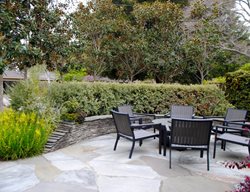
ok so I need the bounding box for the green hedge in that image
[47,82,232,116]
[225,70,250,114]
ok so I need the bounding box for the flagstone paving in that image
[0,134,249,192]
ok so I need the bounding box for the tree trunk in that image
[0,74,4,111]
[24,66,28,80]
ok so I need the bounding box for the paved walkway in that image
[0,134,249,192]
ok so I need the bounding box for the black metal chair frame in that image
[167,105,194,119]
[206,108,248,150]
[213,124,250,158]
[117,105,146,124]
[169,118,213,171]
[111,110,160,158]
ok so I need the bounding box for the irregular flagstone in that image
[54,169,97,190]
[181,162,250,183]
[161,176,232,192]
[0,164,39,192]
[97,176,161,192]
[0,161,17,170]
[89,160,160,179]
[140,156,192,177]
[25,182,98,192]
[43,151,88,171]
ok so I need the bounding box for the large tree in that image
[72,0,121,80]
[133,1,185,83]
[182,0,250,84]
[0,0,72,110]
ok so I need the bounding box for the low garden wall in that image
[45,115,116,153]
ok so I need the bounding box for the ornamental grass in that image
[0,109,53,160]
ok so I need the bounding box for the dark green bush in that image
[225,70,250,115]
[47,82,232,116]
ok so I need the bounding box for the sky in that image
[56,0,250,25]
[56,0,88,13]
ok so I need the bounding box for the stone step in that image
[56,129,70,133]
[47,138,58,143]
[49,136,62,140]
[52,131,66,136]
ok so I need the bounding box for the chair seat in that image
[134,130,159,140]
[217,133,250,146]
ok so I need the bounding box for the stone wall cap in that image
[85,115,112,121]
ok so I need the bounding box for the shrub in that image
[64,69,87,81]
[225,70,250,117]
[47,82,232,116]
[8,65,61,126]
[203,76,226,90]
[0,109,53,160]
[240,63,250,71]
[231,176,250,192]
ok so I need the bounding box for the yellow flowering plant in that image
[0,109,53,160]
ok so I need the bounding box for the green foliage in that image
[47,82,232,116]
[240,63,250,71]
[0,1,73,76]
[0,109,53,160]
[8,65,60,126]
[190,0,207,19]
[203,76,226,90]
[225,70,250,115]
[64,69,87,81]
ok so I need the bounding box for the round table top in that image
[152,118,171,131]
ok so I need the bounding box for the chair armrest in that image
[203,116,224,119]
[153,114,167,119]
[225,122,250,128]
[215,125,245,132]
[226,119,247,123]
[131,123,161,129]
[193,116,204,119]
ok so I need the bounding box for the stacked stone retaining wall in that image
[45,115,116,153]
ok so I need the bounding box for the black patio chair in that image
[205,108,248,150]
[169,118,213,171]
[117,105,145,124]
[154,105,194,119]
[111,110,160,158]
[213,123,250,158]
[205,108,247,133]
[167,105,194,119]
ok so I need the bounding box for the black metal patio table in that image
[152,118,171,156]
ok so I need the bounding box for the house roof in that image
[3,70,57,81]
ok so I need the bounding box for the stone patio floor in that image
[0,134,249,192]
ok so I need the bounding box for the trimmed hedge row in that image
[47,82,232,116]
[225,70,250,114]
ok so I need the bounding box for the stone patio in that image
[0,134,249,192]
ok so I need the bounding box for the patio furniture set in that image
[111,105,250,171]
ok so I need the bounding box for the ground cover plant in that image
[0,109,54,160]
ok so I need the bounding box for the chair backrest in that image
[111,110,134,137]
[225,108,247,127]
[170,105,194,119]
[117,105,134,116]
[171,118,213,146]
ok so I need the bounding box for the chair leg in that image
[223,141,226,151]
[207,149,210,171]
[139,140,143,146]
[169,147,172,169]
[213,138,217,159]
[129,141,135,159]
[113,135,120,151]
[200,150,203,158]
